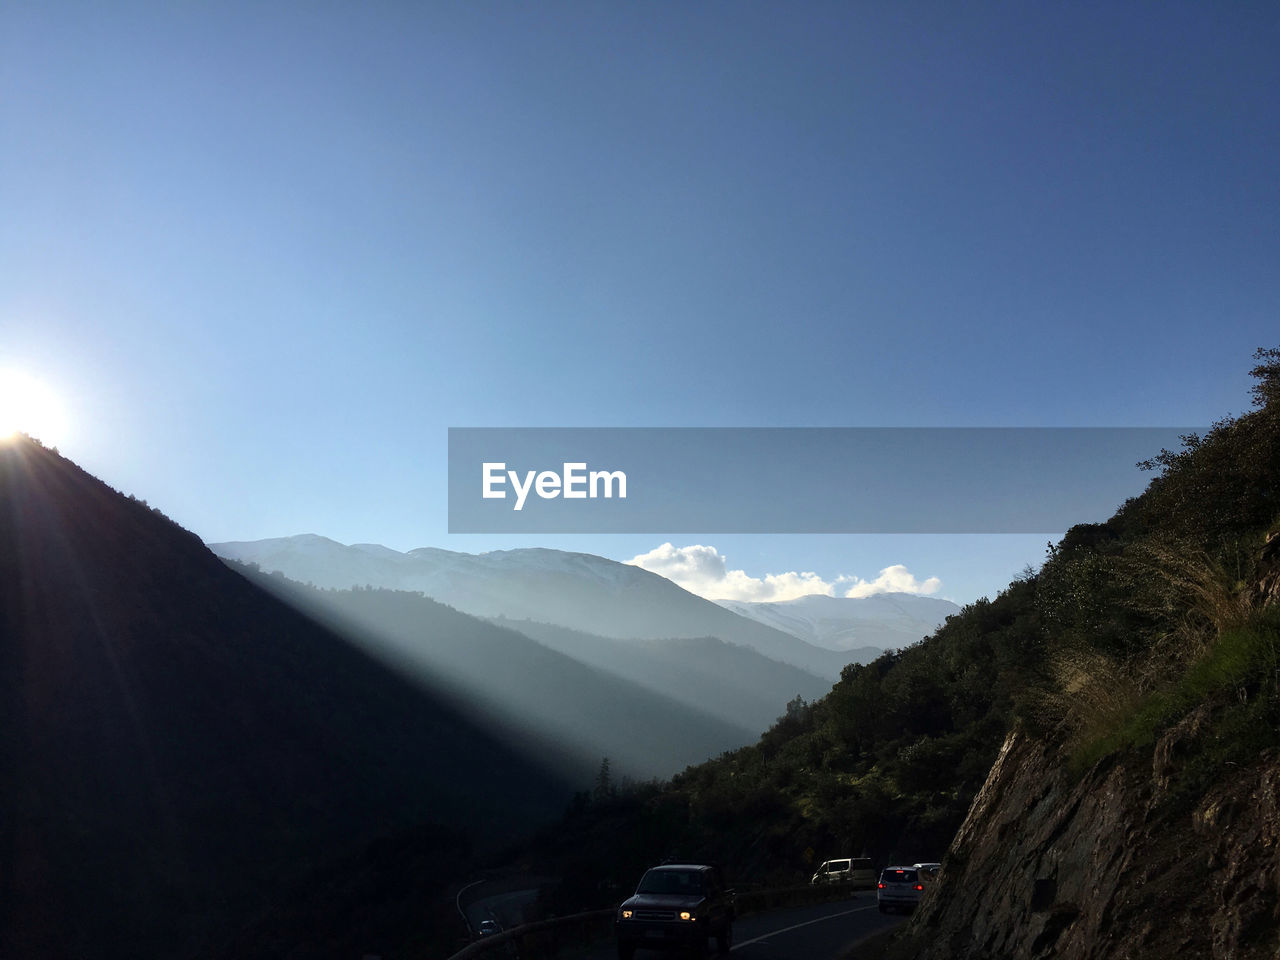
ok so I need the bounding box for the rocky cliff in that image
[897,725,1280,959]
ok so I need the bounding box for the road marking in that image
[732,904,879,950]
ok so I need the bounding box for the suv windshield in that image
[637,869,705,895]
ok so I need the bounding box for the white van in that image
[810,857,876,888]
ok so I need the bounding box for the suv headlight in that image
[679,911,695,921]
[621,909,633,919]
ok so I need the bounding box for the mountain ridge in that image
[713,592,959,653]
[0,439,571,959]
[211,535,862,679]
[485,615,834,734]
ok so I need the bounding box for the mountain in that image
[232,569,757,779]
[211,536,858,679]
[486,616,833,733]
[0,439,571,960]
[713,593,959,653]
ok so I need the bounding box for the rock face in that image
[904,729,1280,959]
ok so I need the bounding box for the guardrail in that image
[448,908,614,960]
[446,881,869,960]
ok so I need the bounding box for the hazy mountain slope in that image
[488,616,833,733]
[0,440,570,960]
[714,593,959,653]
[212,537,854,679]
[234,572,757,779]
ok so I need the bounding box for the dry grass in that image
[1030,648,1143,758]
[1126,539,1255,618]
[1118,538,1260,687]
[1032,535,1270,770]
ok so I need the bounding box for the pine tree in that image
[593,756,614,803]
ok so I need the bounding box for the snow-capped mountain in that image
[713,593,959,652]
[210,535,858,679]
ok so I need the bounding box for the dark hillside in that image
[525,579,1043,907]
[0,439,569,959]
[889,350,1280,959]
[527,349,1280,945]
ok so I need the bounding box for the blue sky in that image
[2,2,1277,605]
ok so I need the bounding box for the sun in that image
[0,369,69,447]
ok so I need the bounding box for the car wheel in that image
[717,922,733,955]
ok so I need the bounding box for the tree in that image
[593,756,615,803]
[1249,346,1280,409]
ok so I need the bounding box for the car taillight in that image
[877,882,884,889]
[915,884,924,891]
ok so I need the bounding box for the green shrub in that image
[1067,609,1280,775]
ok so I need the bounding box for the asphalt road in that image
[588,899,904,960]
[466,887,540,935]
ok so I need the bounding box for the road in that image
[587,899,904,960]
[466,886,540,935]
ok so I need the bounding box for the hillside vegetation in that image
[534,349,1280,921]
[892,350,1280,960]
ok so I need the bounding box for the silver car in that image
[913,861,942,882]
[877,866,923,913]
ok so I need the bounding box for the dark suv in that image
[616,863,735,958]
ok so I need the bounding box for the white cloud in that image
[841,564,941,599]
[626,543,941,602]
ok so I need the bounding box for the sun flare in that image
[0,369,69,447]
